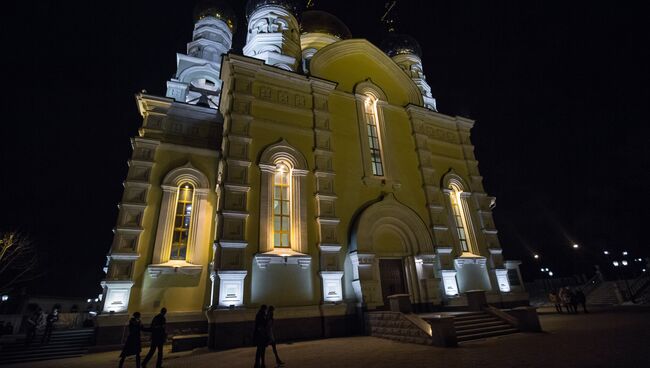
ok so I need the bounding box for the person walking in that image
[41,307,59,344]
[549,292,562,313]
[575,289,588,313]
[142,307,167,368]
[24,308,41,346]
[266,306,284,366]
[559,287,572,313]
[569,288,579,314]
[119,312,144,368]
[253,305,268,368]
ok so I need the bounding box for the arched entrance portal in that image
[348,193,439,310]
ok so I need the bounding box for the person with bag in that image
[266,306,284,366]
[253,305,268,368]
[142,308,167,368]
[41,307,59,344]
[119,312,144,368]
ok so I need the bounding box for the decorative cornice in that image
[219,240,248,249]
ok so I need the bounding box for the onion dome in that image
[380,33,422,58]
[193,0,237,32]
[245,0,299,20]
[300,10,352,40]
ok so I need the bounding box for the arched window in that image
[170,183,194,260]
[258,140,309,255]
[273,163,291,248]
[446,181,478,255]
[449,183,470,253]
[364,95,384,176]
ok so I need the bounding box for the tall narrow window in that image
[273,164,291,248]
[170,183,194,260]
[449,184,470,253]
[364,96,384,176]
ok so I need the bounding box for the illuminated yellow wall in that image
[129,148,218,314]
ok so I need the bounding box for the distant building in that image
[98,0,526,347]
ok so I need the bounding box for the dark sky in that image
[1,0,648,297]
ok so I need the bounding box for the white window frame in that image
[443,175,479,256]
[258,139,309,255]
[354,81,389,183]
[149,162,210,276]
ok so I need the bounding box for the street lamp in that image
[549,271,554,276]
[573,244,579,249]
[534,254,539,259]
[613,259,634,302]
[623,251,628,256]
[603,250,609,255]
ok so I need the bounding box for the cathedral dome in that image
[193,0,237,32]
[380,33,422,58]
[245,0,299,20]
[300,10,351,40]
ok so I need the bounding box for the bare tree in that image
[0,231,40,295]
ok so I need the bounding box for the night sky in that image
[1,0,648,298]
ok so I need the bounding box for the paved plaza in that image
[8,307,650,368]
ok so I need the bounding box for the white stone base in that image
[320,271,344,303]
[217,270,247,308]
[100,280,134,314]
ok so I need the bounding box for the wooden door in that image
[379,258,407,308]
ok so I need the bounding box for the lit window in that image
[273,164,290,248]
[449,184,471,253]
[170,183,194,260]
[364,95,384,176]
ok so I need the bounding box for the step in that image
[372,333,430,345]
[455,320,508,332]
[456,324,514,337]
[1,340,91,351]
[454,316,499,327]
[0,352,85,365]
[457,328,519,343]
[453,313,491,321]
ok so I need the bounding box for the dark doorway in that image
[379,258,407,308]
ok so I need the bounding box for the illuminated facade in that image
[98,0,526,346]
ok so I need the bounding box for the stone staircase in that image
[0,328,94,365]
[367,312,432,345]
[587,281,622,305]
[446,311,518,343]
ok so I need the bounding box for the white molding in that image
[254,251,312,269]
[436,247,454,255]
[219,240,248,249]
[316,217,340,225]
[110,253,140,261]
[318,243,342,253]
[315,193,338,201]
[148,261,203,278]
[222,210,250,219]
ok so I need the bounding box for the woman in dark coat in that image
[119,312,143,368]
[253,305,268,368]
[267,306,284,366]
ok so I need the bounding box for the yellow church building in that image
[98,0,527,347]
